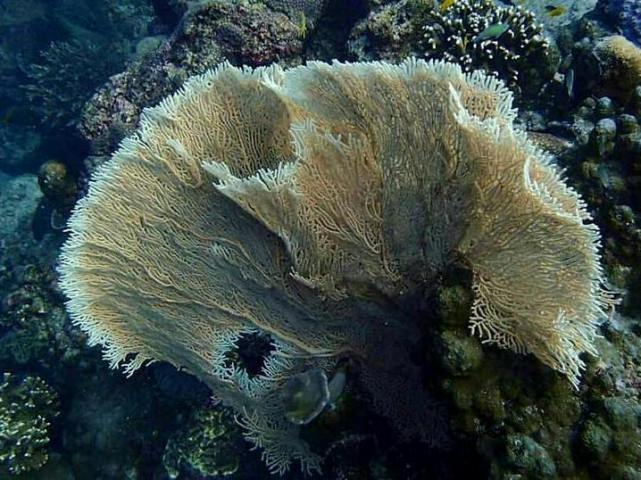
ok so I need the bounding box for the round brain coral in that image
[59,58,614,474]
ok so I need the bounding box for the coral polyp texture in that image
[0,373,59,475]
[419,0,549,91]
[59,58,613,473]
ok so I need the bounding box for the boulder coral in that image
[595,35,641,102]
[59,58,614,473]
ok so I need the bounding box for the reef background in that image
[1,0,641,479]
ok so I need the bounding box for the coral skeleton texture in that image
[59,58,614,473]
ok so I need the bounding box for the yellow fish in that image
[545,5,567,17]
[298,11,307,39]
[440,0,457,12]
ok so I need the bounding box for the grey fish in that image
[560,53,573,71]
[565,68,574,98]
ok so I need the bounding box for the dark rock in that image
[596,97,616,117]
[505,434,557,478]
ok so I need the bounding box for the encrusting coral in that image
[59,58,614,474]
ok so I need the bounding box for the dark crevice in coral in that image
[224,331,276,378]
[305,0,370,61]
[151,0,182,32]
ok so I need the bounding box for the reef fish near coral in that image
[473,22,510,43]
[501,0,597,30]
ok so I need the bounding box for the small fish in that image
[559,53,573,71]
[327,367,347,407]
[460,35,469,53]
[473,23,509,43]
[545,5,567,17]
[298,11,307,39]
[565,68,574,98]
[439,0,457,12]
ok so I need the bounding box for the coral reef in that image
[79,0,304,156]
[578,393,641,479]
[0,373,59,475]
[0,255,82,370]
[14,0,154,130]
[347,0,416,61]
[512,0,598,31]
[1,1,640,478]
[59,58,613,473]
[265,0,328,28]
[594,35,641,103]
[0,0,161,196]
[61,372,160,478]
[24,40,128,128]
[428,277,641,479]
[603,0,641,47]
[162,408,247,478]
[421,37,641,475]
[0,174,84,374]
[348,0,553,96]
[567,86,641,312]
[418,0,550,91]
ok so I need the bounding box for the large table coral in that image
[58,58,614,474]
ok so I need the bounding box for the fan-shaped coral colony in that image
[59,58,615,473]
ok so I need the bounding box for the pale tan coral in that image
[60,58,613,473]
[595,35,641,102]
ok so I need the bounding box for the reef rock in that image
[0,174,42,240]
[79,0,304,155]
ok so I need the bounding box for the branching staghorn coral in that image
[59,58,614,474]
